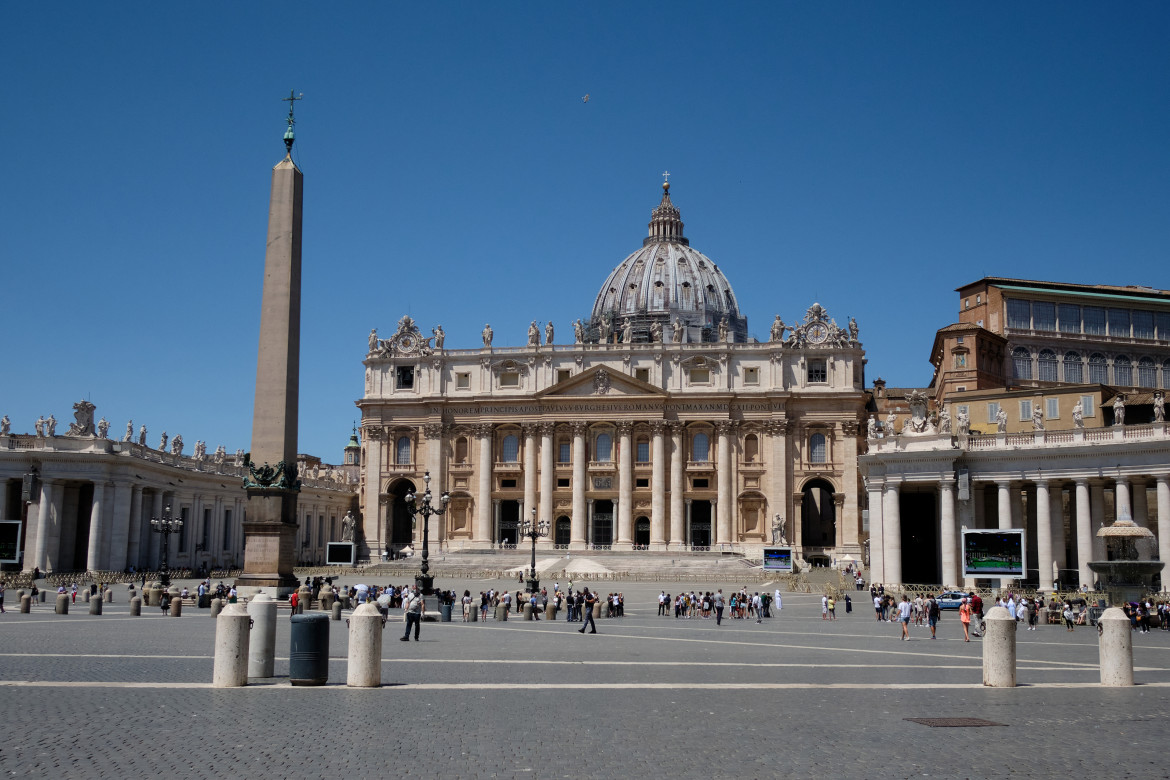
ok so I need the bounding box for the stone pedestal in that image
[347,603,384,688]
[982,606,1016,687]
[236,510,299,597]
[213,603,251,688]
[247,592,278,679]
[1098,607,1134,686]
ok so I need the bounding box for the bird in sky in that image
[582,94,590,103]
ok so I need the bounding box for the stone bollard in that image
[982,606,1017,687]
[212,603,252,688]
[169,597,182,617]
[20,595,31,613]
[592,601,601,620]
[210,598,224,618]
[17,589,26,600]
[1098,607,1134,686]
[104,589,112,603]
[147,588,161,607]
[129,596,142,616]
[297,586,312,613]
[347,602,385,688]
[89,596,103,615]
[495,603,508,621]
[331,601,342,621]
[247,592,277,679]
[522,602,534,621]
[83,590,91,603]
[545,603,556,620]
[320,590,334,611]
[55,594,69,614]
[40,589,47,602]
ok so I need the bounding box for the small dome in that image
[589,183,747,343]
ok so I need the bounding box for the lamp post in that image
[520,507,550,593]
[403,471,448,596]
[149,505,183,587]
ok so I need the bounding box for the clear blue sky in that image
[3,3,1168,460]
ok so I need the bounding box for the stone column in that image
[997,481,1013,530]
[882,482,901,585]
[475,425,493,546]
[570,423,587,548]
[940,479,958,588]
[685,498,693,547]
[585,498,594,547]
[866,482,884,584]
[522,423,538,530]
[1132,478,1149,529]
[126,485,144,571]
[1115,477,1132,522]
[1035,480,1054,593]
[668,423,685,550]
[1050,484,1067,573]
[715,421,733,545]
[839,421,861,553]
[424,424,445,545]
[650,421,666,549]
[1156,476,1170,583]
[1075,479,1094,588]
[107,480,133,573]
[363,426,384,557]
[86,481,106,572]
[32,479,55,572]
[492,499,501,546]
[615,422,633,548]
[1090,481,1107,561]
[0,479,7,522]
[538,423,555,533]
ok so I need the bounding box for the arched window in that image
[1012,347,1032,380]
[1138,357,1156,387]
[454,437,468,464]
[692,432,709,462]
[809,433,827,463]
[501,434,519,463]
[1163,359,1170,388]
[595,433,612,462]
[743,434,759,463]
[1063,351,1083,384]
[396,436,411,465]
[1037,349,1058,382]
[1114,355,1133,386]
[1088,353,1108,384]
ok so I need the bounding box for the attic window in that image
[629,283,637,290]
[654,281,664,288]
[682,281,691,288]
[697,261,706,268]
[706,285,715,293]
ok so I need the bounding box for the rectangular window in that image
[1058,304,1081,334]
[689,368,710,384]
[1083,306,1106,336]
[499,372,519,387]
[635,478,649,488]
[636,441,649,462]
[1006,298,1031,329]
[500,478,517,489]
[558,442,570,463]
[1157,313,1170,342]
[1046,398,1060,420]
[1107,308,1130,338]
[222,509,232,551]
[1018,400,1032,421]
[456,372,470,389]
[987,402,1000,423]
[743,367,759,385]
[557,369,571,384]
[557,477,570,488]
[635,368,650,383]
[692,478,709,489]
[1132,311,1154,340]
[1032,301,1056,331]
[1081,395,1095,417]
[202,508,211,550]
[395,366,415,389]
[807,360,827,383]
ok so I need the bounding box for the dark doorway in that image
[801,480,836,548]
[899,491,940,584]
[592,499,613,547]
[499,500,520,546]
[72,483,94,571]
[387,479,416,551]
[690,501,712,548]
[635,517,650,548]
[554,516,571,546]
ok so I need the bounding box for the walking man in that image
[897,594,912,640]
[578,588,597,634]
[401,587,424,642]
[714,589,725,625]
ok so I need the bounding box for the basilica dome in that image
[589,182,748,343]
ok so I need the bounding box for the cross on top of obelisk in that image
[282,90,303,155]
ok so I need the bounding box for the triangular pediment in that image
[535,365,667,399]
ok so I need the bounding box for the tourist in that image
[1062,602,1075,632]
[897,595,912,640]
[927,595,940,639]
[1026,598,1039,631]
[821,594,828,620]
[827,595,836,620]
[752,592,763,624]
[401,586,424,641]
[959,597,972,642]
[462,590,472,621]
[874,592,883,623]
[658,591,667,616]
[714,589,725,625]
[844,594,852,615]
[71,583,77,603]
[578,588,597,634]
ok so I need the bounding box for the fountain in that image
[1087,509,1164,606]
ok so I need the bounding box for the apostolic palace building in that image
[356,182,869,565]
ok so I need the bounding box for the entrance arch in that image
[592,499,614,547]
[634,517,650,549]
[386,478,417,554]
[800,479,837,549]
[689,500,712,549]
[499,500,520,546]
[554,516,571,546]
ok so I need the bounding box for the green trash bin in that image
[289,613,330,686]
[440,604,453,622]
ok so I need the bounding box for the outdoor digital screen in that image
[326,542,355,566]
[0,521,21,564]
[962,530,1025,577]
[762,546,792,572]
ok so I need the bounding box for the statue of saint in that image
[866,415,878,439]
[545,321,554,345]
[770,315,786,343]
[341,511,356,542]
[123,420,134,442]
[368,328,378,353]
[0,415,9,436]
[432,325,445,350]
[885,410,897,437]
[995,407,1007,433]
[938,408,951,435]
[671,317,684,344]
[528,321,540,347]
[35,416,45,436]
[171,434,183,456]
[1155,391,1165,423]
[956,409,970,436]
[598,317,611,344]
[482,324,493,348]
[650,320,663,343]
[46,415,57,436]
[621,318,633,344]
[1032,404,1044,431]
[718,316,729,343]
[1072,401,1084,428]
[159,431,168,451]
[1113,394,1126,426]
[97,418,110,439]
[573,319,584,344]
[848,317,859,342]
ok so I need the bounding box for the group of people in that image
[659,589,782,625]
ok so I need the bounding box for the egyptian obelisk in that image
[237,92,304,596]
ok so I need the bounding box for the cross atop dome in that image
[646,176,686,246]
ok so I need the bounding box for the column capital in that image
[648,420,667,435]
[422,423,444,440]
[571,421,589,437]
[363,425,384,440]
[714,420,735,436]
[538,422,557,437]
[764,420,788,436]
[473,423,494,438]
[615,421,634,437]
[841,420,860,437]
[521,422,540,438]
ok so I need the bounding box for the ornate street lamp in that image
[404,471,448,596]
[520,507,550,594]
[149,505,183,587]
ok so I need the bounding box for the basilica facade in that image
[357,183,869,565]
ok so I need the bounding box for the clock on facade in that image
[807,322,829,344]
